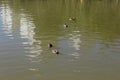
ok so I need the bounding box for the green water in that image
[0,0,120,80]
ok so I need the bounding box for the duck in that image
[69,17,76,21]
[52,49,59,54]
[48,43,53,48]
[63,23,68,28]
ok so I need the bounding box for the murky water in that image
[0,0,120,80]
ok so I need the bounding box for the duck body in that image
[48,43,53,48]
[63,23,68,28]
[69,17,76,21]
[52,49,59,54]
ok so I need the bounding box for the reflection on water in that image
[1,4,13,34]
[69,31,81,51]
[69,31,81,59]
[19,13,43,64]
[0,2,43,65]
[0,0,120,80]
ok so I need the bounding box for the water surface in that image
[0,0,120,80]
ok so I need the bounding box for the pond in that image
[0,0,120,80]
